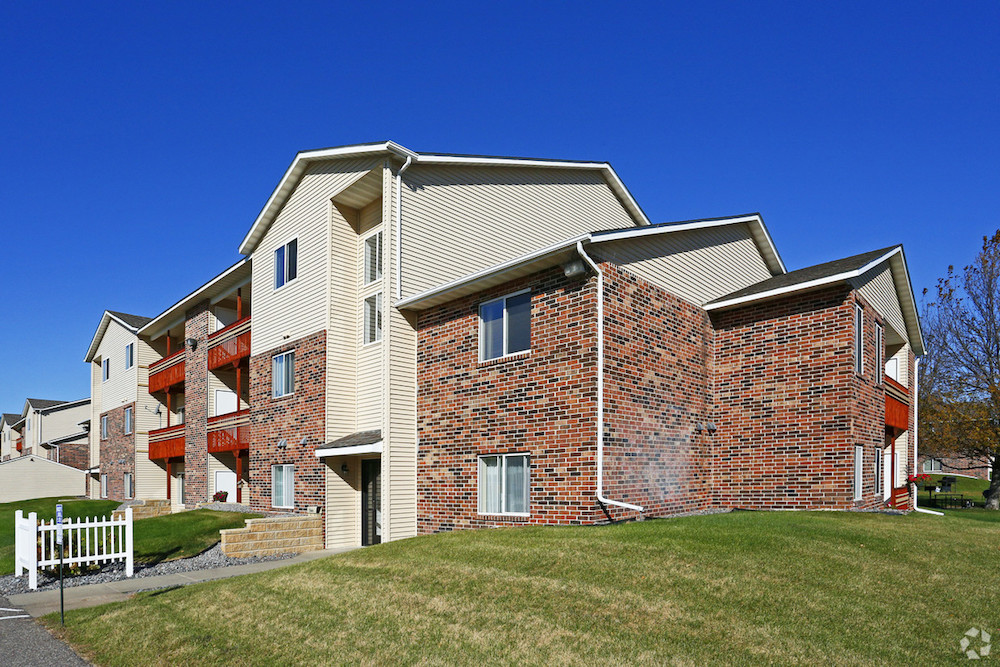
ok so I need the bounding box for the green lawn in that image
[0,497,119,575]
[48,510,1000,665]
[917,473,991,508]
[1,497,259,575]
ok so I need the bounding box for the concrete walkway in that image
[10,547,354,617]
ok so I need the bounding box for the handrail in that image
[207,409,250,427]
[149,423,185,437]
[884,375,908,395]
[149,348,186,371]
[208,315,252,343]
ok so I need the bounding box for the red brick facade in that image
[248,330,327,516]
[183,301,210,505]
[99,403,136,501]
[54,441,89,470]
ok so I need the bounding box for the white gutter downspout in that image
[911,357,943,515]
[576,241,644,514]
[395,155,413,301]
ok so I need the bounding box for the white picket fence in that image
[14,507,133,590]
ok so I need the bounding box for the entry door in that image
[215,470,237,502]
[361,459,381,546]
[215,389,238,416]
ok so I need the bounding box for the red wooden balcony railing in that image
[149,349,186,393]
[148,423,185,460]
[15,438,23,453]
[885,394,909,433]
[207,410,250,454]
[884,375,908,396]
[207,317,251,370]
[889,486,910,509]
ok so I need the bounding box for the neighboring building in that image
[918,454,993,481]
[28,398,91,468]
[83,310,154,501]
[1,413,23,461]
[0,399,91,500]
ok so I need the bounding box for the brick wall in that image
[917,454,992,481]
[98,403,136,501]
[601,264,715,519]
[248,330,327,516]
[57,441,90,470]
[184,301,210,505]
[417,265,602,533]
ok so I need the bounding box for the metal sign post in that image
[56,503,64,625]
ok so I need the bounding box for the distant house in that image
[918,454,993,481]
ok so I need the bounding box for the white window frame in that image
[102,358,111,382]
[124,472,134,499]
[923,458,942,473]
[853,445,864,501]
[100,415,109,440]
[363,292,383,345]
[271,351,295,398]
[479,289,532,362]
[124,406,133,435]
[875,323,884,384]
[362,229,383,286]
[874,448,882,494]
[477,453,530,516]
[100,474,108,498]
[124,342,135,370]
[854,304,864,376]
[273,238,298,290]
[271,464,294,509]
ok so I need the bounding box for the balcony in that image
[207,316,251,371]
[149,349,186,393]
[15,438,23,453]
[207,410,250,454]
[884,375,909,434]
[148,424,185,460]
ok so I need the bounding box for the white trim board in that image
[314,442,383,458]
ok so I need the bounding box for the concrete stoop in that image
[112,498,172,521]
[220,515,323,558]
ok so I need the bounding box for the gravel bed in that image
[195,502,261,513]
[0,544,295,597]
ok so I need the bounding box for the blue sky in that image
[1,2,997,409]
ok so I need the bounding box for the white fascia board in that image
[396,233,591,309]
[314,442,384,458]
[84,311,136,363]
[39,398,90,414]
[888,248,926,355]
[705,247,902,312]
[139,258,251,339]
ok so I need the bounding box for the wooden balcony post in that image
[891,435,897,491]
[236,364,242,409]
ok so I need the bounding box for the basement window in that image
[478,453,529,516]
[480,290,531,362]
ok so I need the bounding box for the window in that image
[874,448,882,494]
[102,358,111,382]
[854,304,864,375]
[124,407,133,435]
[478,453,529,515]
[124,343,134,370]
[364,231,383,285]
[272,351,295,398]
[480,291,531,361]
[875,323,884,384]
[100,415,109,440]
[100,474,108,498]
[853,445,864,501]
[272,464,294,508]
[923,458,942,473]
[274,239,298,289]
[364,293,382,344]
[885,357,899,382]
[124,472,134,499]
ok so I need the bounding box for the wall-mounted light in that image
[563,258,588,278]
[277,439,287,449]
[707,422,717,433]
[300,436,309,445]
[185,337,198,351]
[341,464,349,474]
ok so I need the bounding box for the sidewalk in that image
[10,547,354,617]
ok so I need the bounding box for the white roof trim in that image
[84,311,141,363]
[314,442,383,458]
[0,454,91,473]
[139,258,251,339]
[38,398,90,414]
[704,248,901,312]
[238,142,649,255]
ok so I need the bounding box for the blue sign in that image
[56,503,63,545]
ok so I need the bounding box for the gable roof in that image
[1,413,20,427]
[706,245,925,355]
[396,213,785,311]
[238,141,650,255]
[84,310,150,362]
[25,398,68,411]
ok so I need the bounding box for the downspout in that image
[576,241,644,514]
[911,357,942,515]
[395,155,413,301]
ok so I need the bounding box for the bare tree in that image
[919,231,1000,509]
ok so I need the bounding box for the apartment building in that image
[91,141,922,550]
[1,413,21,461]
[84,310,155,501]
[0,399,90,464]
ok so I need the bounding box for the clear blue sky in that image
[1,2,997,410]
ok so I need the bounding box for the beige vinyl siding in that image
[95,321,139,413]
[594,226,774,306]
[854,264,907,343]
[384,169,418,542]
[252,157,383,356]
[324,456,361,548]
[89,362,102,469]
[357,199,385,432]
[325,201,360,442]
[399,165,637,299]
[38,402,90,447]
[207,452,247,499]
[135,337,166,499]
[207,370,246,416]
[0,456,86,503]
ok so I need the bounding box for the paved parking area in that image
[0,596,87,666]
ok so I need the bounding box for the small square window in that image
[478,453,530,515]
[364,231,383,285]
[272,351,295,398]
[124,407,133,435]
[272,464,294,508]
[125,343,135,370]
[364,293,382,344]
[480,291,531,361]
[274,239,298,289]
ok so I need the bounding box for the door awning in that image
[314,429,383,458]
